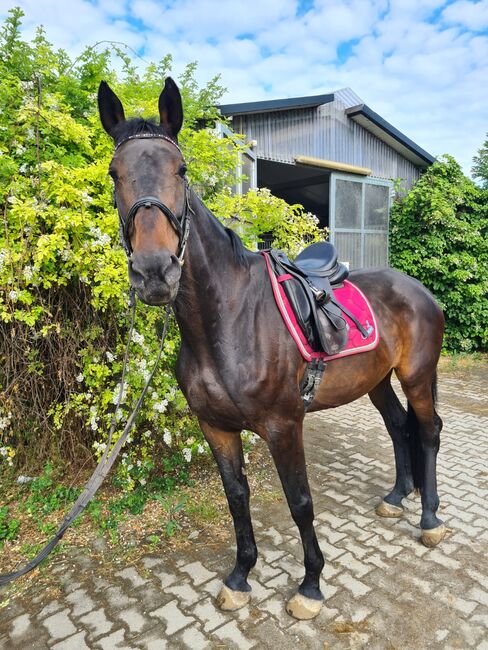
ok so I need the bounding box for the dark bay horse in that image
[98,78,446,620]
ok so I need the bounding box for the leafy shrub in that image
[0,9,323,490]
[390,155,488,352]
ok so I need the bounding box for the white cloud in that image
[442,0,488,31]
[1,0,487,174]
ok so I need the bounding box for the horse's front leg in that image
[200,420,257,611]
[266,420,325,620]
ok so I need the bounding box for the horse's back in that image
[349,267,443,326]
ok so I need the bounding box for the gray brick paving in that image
[0,364,487,648]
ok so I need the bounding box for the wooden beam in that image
[295,155,372,176]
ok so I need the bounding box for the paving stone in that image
[179,561,216,586]
[149,600,195,635]
[9,613,31,638]
[41,608,76,640]
[211,620,255,650]
[51,630,90,650]
[79,608,114,639]
[115,567,147,589]
[65,588,96,618]
[192,598,228,633]
[180,624,211,649]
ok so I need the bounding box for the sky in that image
[1,0,487,175]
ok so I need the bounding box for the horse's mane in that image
[225,226,250,268]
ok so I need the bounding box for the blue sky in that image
[1,0,487,175]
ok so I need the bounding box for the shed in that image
[219,88,435,269]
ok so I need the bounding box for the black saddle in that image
[295,242,349,287]
[267,242,366,356]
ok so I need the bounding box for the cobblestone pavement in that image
[1,365,487,649]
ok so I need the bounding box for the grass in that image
[0,438,276,601]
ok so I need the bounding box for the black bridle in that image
[113,133,192,262]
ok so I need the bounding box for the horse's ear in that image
[158,77,183,139]
[98,81,126,136]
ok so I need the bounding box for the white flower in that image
[153,399,168,414]
[244,453,249,465]
[132,331,144,346]
[23,265,33,281]
[163,429,172,446]
[8,290,18,301]
[139,478,146,486]
[197,444,205,454]
[106,351,115,363]
[143,430,152,438]
[19,163,28,174]
[76,373,84,382]
[182,447,192,463]
[112,383,127,404]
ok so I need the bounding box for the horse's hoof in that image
[376,500,403,518]
[421,523,447,548]
[286,592,323,620]
[216,584,250,611]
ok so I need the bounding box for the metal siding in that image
[231,97,421,187]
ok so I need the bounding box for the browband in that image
[114,132,183,156]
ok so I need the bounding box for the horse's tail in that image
[408,372,438,492]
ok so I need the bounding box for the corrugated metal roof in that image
[218,93,334,116]
[219,87,435,170]
[345,104,436,166]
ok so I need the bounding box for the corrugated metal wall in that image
[232,94,421,186]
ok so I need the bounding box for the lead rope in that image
[0,290,172,586]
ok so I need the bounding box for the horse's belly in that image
[310,346,392,410]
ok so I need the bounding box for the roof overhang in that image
[218,93,334,117]
[346,104,435,167]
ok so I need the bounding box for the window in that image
[330,173,391,269]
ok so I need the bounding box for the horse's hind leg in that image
[200,421,257,611]
[397,370,446,547]
[266,421,325,620]
[369,372,414,518]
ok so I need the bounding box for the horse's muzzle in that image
[129,251,181,305]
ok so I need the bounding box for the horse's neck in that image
[174,195,258,349]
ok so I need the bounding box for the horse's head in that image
[98,78,188,305]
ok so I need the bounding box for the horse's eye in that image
[178,164,187,178]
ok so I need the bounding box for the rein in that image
[0,133,191,587]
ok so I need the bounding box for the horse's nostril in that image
[129,261,145,287]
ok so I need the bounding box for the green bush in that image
[390,155,488,352]
[0,8,324,487]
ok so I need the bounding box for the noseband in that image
[113,133,192,262]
